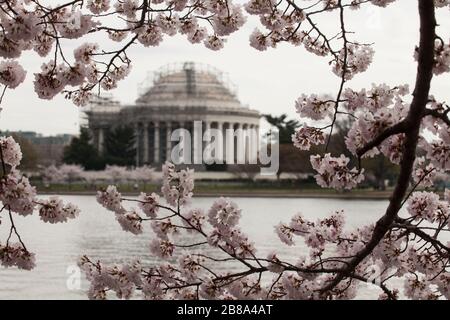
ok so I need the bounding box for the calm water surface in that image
[0,196,396,299]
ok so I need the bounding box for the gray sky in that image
[0,1,449,136]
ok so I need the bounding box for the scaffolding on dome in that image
[84,94,121,112]
[78,93,121,128]
[137,62,238,98]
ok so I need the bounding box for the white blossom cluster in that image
[406,191,450,224]
[292,126,326,151]
[0,61,26,89]
[0,243,36,270]
[332,44,375,80]
[161,162,194,207]
[310,154,365,190]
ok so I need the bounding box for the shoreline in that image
[39,190,393,199]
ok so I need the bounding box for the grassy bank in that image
[34,182,398,199]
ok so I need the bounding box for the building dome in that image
[136,62,243,109]
[85,62,260,167]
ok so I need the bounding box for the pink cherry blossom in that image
[33,32,55,57]
[292,126,326,150]
[0,61,26,89]
[413,156,437,187]
[249,29,272,51]
[182,208,206,231]
[0,136,22,167]
[208,197,241,229]
[38,196,80,224]
[0,243,36,270]
[295,94,334,121]
[161,162,194,207]
[87,0,111,14]
[0,170,36,216]
[115,209,143,235]
[137,24,163,47]
[74,43,98,64]
[3,11,42,42]
[212,5,246,36]
[150,239,175,258]
[33,60,66,99]
[0,35,23,59]
[332,43,374,80]
[406,191,443,222]
[96,185,122,212]
[138,192,160,218]
[310,154,365,190]
[204,35,226,50]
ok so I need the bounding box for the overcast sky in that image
[0,1,449,136]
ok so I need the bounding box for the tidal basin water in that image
[0,196,397,300]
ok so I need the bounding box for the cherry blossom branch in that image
[119,195,257,270]
[356,121,408,158]
[424,107,450,126]
[40,0,84,18]
[321,0,437,293]
[6,208,28,252]
[0,141,25,251]
[0,85,7,105]
[287,0,338,58]
[393,220,450,256]
[173,241,208,248]
[0,140,7,177]
[399,167,436,209]
[325,0,348,151]
[307,0,373,16]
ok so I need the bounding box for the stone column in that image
[154,122,160,163]
[248,124,258,163]
[217,122,224,163]
[98,127,104,155]
[225,123,234,164]
[256,125,260,148]
[236,123,244,164]
[245,124,251,163]
[204,121,211,146]
[166,122,172,161]
[143,122,149,164]
[203,121,211,163]
[134,123,140,167]
[178,121,186,164]
[193,120,202,164]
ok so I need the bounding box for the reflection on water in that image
[0,196,393,300]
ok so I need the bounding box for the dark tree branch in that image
[356,120,408,158]
[325,0,349,151]
[321,0,437,293]
[424,108,450,126]
[393,220,450,255]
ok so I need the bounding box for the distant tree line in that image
[63,126,136,170]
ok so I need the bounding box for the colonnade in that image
[95,121,260,166]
